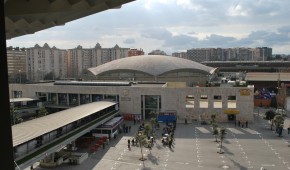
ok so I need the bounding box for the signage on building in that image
[239,89,251,96]
[224,109,240,114]
[120,97,131,101]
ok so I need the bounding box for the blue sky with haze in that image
[6,0,290,55]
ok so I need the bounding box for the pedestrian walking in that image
[278,126,283,137]
[245,121,248,128]
[238,121,241,127]
[131,138,135,146]
[287,125,290,134]
[128,139,131,149]
[133,118,136,125]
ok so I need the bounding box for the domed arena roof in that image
[88,55,216,76]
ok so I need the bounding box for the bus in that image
[92,116,124,139]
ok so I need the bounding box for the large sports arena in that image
[87,55,217,86]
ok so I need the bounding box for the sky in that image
[6,0,290,55]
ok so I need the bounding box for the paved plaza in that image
[28,108,290,170]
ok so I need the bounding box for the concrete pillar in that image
[66,94,69,106]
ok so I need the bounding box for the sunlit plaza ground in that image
[27,107,290,170]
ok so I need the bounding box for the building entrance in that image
[227,114,236,121]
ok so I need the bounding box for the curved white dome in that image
[88,55,215,76]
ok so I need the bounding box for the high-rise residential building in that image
[184,47,272,62]
[148,49,167,55]
[101,44,129,63]
[257,47,272,61]
[26,43,67,82]
[67,43,129,78]
[6,47,26,83]
[172,52,187,59]
[67,45,93,78]
[187,48,208,62]
[128,48,144,57]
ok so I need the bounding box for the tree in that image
[210,113,217,125]
[38,107,48,117]
[150,117,157,134]
[44,72,54,80]
[135,131,149,161]
[212,124,219,142]
[143,123,151,138]
[218,127,226,154]
[265,110,275,130]
[14,112,23,124]
[210,113,219,142]
[10,106,23,125]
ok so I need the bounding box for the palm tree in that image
[218,127,226,154]
[210,113,216,125]
[143,123,151,137]
[211,113,219,142]
[135,131,148,161]
[150,117,157,134]
[212,123,219,142]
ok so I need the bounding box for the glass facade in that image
[92,94,103,102]
[80,94,90,104]
[47,93,57,104]
[141,95,161,119]
[69,94,79,106]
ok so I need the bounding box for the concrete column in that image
[78,94,80,105]
[56,93,59,105]
[142,95,145,120]
[66,94,69,106]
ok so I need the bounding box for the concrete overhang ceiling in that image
[4,0,135,39]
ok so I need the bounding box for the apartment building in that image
[148,49,167,55]
[67,43,129,78]
[128,48,144,56]
[172,52,187,59]
[185,47,272,62]
[26,43,67,82]
[6,47,26,83]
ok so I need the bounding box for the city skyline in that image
[6,0,290,55]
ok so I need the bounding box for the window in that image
[213,95,222,108]
[227,96,236,108]
[199,94,208,108]
[185,95,194,108]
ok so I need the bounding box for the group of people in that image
[161,123,175,148]
[128,138,138,149]
[235,120,248,128]
[122,124,131,133]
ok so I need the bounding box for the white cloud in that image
[227,3,248,17]
[176,0,205,11]
[6,0,290,54]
